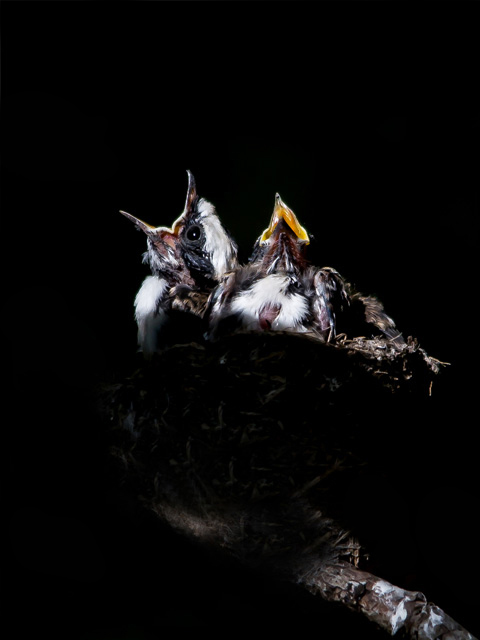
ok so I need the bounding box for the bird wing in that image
[170,284,210,319]
[311,268,350,341]
[204,270,239,340]
[350,292,405,346]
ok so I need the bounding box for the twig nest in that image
[100,331,444,577]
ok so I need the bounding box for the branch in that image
[303,561,476,639]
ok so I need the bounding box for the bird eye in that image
[186,225,202,242]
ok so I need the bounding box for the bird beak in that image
[134,169,199,239]
[119,210,178,249]
[184,169,198,214]
[260,194,310,244]
[120,170,198,247]
[119,210,157,235]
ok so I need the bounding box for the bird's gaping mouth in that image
[260,194,310,245]
[120,170,198,248]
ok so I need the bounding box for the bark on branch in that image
[303,561,475,639]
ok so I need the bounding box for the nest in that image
[100,331,444,584]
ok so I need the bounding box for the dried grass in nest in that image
[100,331,444,578]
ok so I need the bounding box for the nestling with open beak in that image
[206,194,404,346]
[121,171,238,356]
[206,194,348,341]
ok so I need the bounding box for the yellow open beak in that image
[260,194,310,244]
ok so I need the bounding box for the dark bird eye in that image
[186,225,202,242]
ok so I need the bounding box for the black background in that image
[3,3,479,639]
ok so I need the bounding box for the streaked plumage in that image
[121,171,238,355]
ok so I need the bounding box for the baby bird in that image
[207,194,404,346]
[206,194,347,341]
[121,171,238,355]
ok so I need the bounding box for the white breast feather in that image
[134,275,168,355]
[231,275,309,331]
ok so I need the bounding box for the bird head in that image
[120,170,238,286]
[250,193,310,274]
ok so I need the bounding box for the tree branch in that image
[302,561,475,639]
